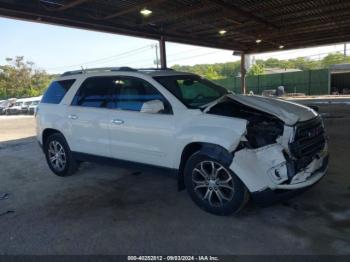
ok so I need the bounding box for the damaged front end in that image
[207,97,329,204]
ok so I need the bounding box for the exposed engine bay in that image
[204,96,328,193]
[207,98,284,148]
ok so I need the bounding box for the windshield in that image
[154,75,228,108]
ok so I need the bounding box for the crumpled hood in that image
[227,94,317,125]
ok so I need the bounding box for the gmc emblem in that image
[307,127,322,138]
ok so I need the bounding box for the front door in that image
[108,76,175,168]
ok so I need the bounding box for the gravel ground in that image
[0,109,349,255]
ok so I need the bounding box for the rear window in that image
[41,79,76,104]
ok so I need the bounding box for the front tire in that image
[184,152,249,215]
[44,133,79,177]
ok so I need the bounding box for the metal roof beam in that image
[42,0,89,11]
[144,4,209,26]
[102,0,165,20]
[206,0,279,30]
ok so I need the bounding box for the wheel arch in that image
[177,142,234,191]
[42,128,64,146]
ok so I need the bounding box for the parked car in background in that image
[28,96,42,115]
[21,98,35,114]
[0,100,9,115]
[20,99,30,114]
[5,98,24,115]
[1,97,42,115]
[0,98,17,115]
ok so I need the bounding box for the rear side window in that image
[41,80,75,104]
[71,77,113,108]
[71,76,171,113]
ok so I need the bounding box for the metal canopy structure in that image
[1,0,350,93]
[0,0,350,54]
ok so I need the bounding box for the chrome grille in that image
[290,116,326,168]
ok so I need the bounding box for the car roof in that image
[59,67,196,79]
[141,70,195,77]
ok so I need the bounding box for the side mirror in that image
[140,100,164,114]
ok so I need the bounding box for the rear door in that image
[108,76,175,167]
[66,77,113,157]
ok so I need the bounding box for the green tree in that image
[0,56,54,99]
[170,52,350,80]
[204,65,221,79]
[264,58,280,68]
[247,63,264,76]
[322,52,349,68]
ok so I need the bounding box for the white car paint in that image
[36,69,328,196]
[66,106,111,157]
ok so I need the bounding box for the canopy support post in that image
[159,36,167,69]
[240,52,246,94]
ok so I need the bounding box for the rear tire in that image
[44,133,79,177]
[184,151,249,215]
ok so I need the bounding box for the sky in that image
[0,17,348,74]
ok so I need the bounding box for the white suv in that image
[36,67,329,215]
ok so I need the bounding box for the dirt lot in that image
[0,106,349,255]
[0,116,35,142]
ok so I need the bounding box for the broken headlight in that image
[246,120,284,148]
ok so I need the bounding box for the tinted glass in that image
[154,75,227,108]
[111,77,166,112]
[71,77,113,108]
[41,80,75,104]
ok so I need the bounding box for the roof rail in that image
[61,67,137,76]
[138,68,174,71]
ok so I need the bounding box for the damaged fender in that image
[173,114,247,168]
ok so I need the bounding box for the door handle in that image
[111,119,124,125]
[68,114,78,120]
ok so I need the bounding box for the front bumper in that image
[251,155,328,206]
[229,142,329,196]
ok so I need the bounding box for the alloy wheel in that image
[192,161,235,207]
[48,140,67,172]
